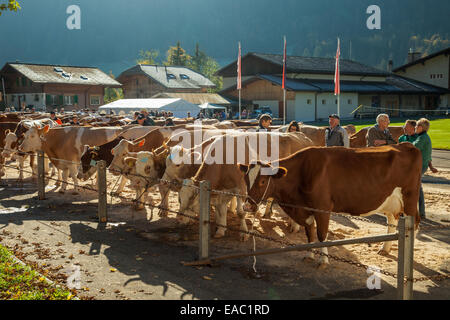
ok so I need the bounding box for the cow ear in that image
[5,129,10,135]
[41,125,50,134]
[238,163,249,173]
[134,139,145,148]
[124,157,136,168]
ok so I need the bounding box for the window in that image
[348,99,352,104]
[34,94,40,102]
[180,74,190,80]
[22,77,27,87]
[307,99,312,105]
[167,74,176,80]
[90,95,101,105]
[16,78,20,87]
[64,95,74,105]
[322,99,326,105]
[335,99,338,104]
[80,75,88,80]
[136,79,139,85]
[12,95,15,102]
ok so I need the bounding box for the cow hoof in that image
[303,256,315,263]
[317,262,329,270]
[377,249,389,256]
[213,233,225,239]
[240,233,249,242]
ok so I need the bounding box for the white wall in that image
[315,92,358,120]
[294,92,316,122]
[395,54,449,89]
[5,93,46,110]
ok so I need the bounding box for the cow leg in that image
[68,165,80,195]
[30,154,36,177]
[379,213,398,255]
[113,176,128,196]
[158,182,170,217]
[17,156,25,181]
[263,198,274,218]
[54,168,62,186]
[213,199,228,238]
[59,169,69,193]
[315,212,331,268]
[227,196,237,215]
[135,187,146,210]
[236,196,249,241]
[303,214,317,262]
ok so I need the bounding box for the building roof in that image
[1,62,122,86]
[221,74,449,94]
[117,64,215,89]
[151,92,230,105]
[216,52,390,77]
[393,47,450,72]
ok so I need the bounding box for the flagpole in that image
[238,41,242,120]
[283,36,286,125]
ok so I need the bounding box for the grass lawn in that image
[306,117,450,150]
[0,244,74,300]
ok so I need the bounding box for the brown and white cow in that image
[2,119,58,181]
[0,122,19,179]
[239,143,422,267]
[19,126,124,193]
[178,131,314,239]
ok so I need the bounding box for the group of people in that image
[131,109,175,126]
[255,112,437,219]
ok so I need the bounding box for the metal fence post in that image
[397,215,415,300]
[97,160,107,223]
[37,150,45,200]
[199,180,210,260]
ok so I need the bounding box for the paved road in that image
[432,149,450,169]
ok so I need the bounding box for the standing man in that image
[413,118,438,219]
[366,113,397,147]
[325,114,349,147]
[50,111,62,125]
[399,120,417,143]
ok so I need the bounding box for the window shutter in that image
[74,95,78,104]
[16,78,20,87]
[22,77,27,87]
[58,95,63,105]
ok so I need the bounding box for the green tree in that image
[165,41,191,66]
[104,71,123,104]
[187,43,222,92]
[136,49,159,65]
[0,0,20,16]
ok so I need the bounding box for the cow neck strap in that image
[259,176,272,206]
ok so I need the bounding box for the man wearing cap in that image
[50,111,63,125]
[140,109,155,126]
[366,113,397,147]
[325,114,349,147]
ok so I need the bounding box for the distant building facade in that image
[217,52,449,122]
[117,64,216,99]
[394,47,450,108]
[0,62,121,111]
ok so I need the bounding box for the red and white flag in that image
[237,42,242,90]
[282,36,287,89]
[334,38,340,96]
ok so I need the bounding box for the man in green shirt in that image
[412,118,438,219]
[398,120,417,143]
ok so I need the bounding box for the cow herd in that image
[0,111,421,268]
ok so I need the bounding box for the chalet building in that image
[117,64,216,99]
[217,52,449,122]
[0,62,121,111]
[394,47,450,108]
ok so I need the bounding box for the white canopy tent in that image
[198,102,227,110]
[98,98,201,118]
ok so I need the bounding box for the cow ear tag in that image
[138,140,145,147]
[140,157,148,163]
[90,159,97,167]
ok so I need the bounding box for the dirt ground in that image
[0,162,449,300]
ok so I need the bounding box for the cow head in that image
[164,146,201,184]
[19,124,49,153]
[108,138,145,176]
[178,179,200,215]
[1,130,18,159]
[77,145,100,180]
[238,162,287,212]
